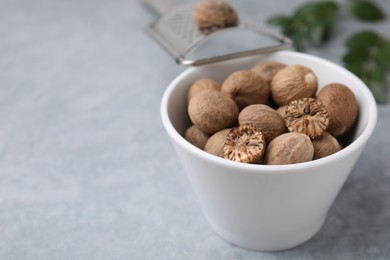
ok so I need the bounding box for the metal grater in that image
[144,0,292,66]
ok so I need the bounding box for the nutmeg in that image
[221,70,270,110]
[204,128,231,157]
[193,0,238,32]
[276,105,287,118]
[238,104,287,144]
[184,125,210,150]
[317,83,358,137]
[188,89,239,134]
[270,65,318,106]
[312,132,341,160]
[250,60,287,84]
[264,132,314,165]
[223,123,266,163]
[187,78,221,103]
[284,98,329,139]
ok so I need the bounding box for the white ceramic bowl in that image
[160,51,377,251]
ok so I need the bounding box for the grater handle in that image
[142,0,181,16]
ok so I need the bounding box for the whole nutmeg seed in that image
[271,65,318,106]
[276,105,287,118]
[284,98,329,139]
[238,104,287,144]
[312,132,341,160]
[317,83,358,137]
[264,132,314,165]
[223,123,266,163]
[184,125,210,150]
[188,89,239,134]
[193,0,238,32]
[204,128,231,157]
[221,70,270,110]
[187,78,221,103]
[250,60,287,84]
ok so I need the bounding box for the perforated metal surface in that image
[162,5,203,44]
[151,4,204,56]
[146,3,292,65]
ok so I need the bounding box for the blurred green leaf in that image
[375,40,390,69]
[345,30,380,50]
[267,16,291,27]
[344,31,390,104]
[292,31,304,51]
[267,1,339,51]
[349,0,385,21]
[345,62,365,77]
[266,0,388,104]
[367,69,388,103]
[321,16,336,41]
[294,1,338,19]
[343,48,370,63]
[308,23,325,45]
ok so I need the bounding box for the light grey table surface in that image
[1,0,390,259]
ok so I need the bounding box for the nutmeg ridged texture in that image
[184,125,210,150]
[270,65,318,106]
[238,104,287,144]
[284,98,329,139]
[264,132,314,165]
[204,128,231,157]
[221,70,270,110]
[317,83,358,137]
[187,78,221,103]
[312,132,341,160]
[250,60,287,84]
[193,0,238,32]
[188,89,239,134]
[223,123,265,164]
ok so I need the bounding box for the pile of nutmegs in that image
[184,60,359,165]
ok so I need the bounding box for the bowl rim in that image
[160,50,378,173]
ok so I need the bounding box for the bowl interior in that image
[162,51,377,167]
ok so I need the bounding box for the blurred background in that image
[0,0,389,259]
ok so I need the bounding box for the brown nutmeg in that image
[284,98,329,139]
[204,128,231,157]
[238,104,287,144]
[187,78,221,103]
[264,132,314,165]
[317,83,358,137]
[276,105,287,118]
[221,70,270,110]
[188,89,239,134]
[184,125,210,150]
[223,123,266,163]
[193,0,238,32]
[270,65,318,106]
[250,60,287,84]
[312,132,341,160]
